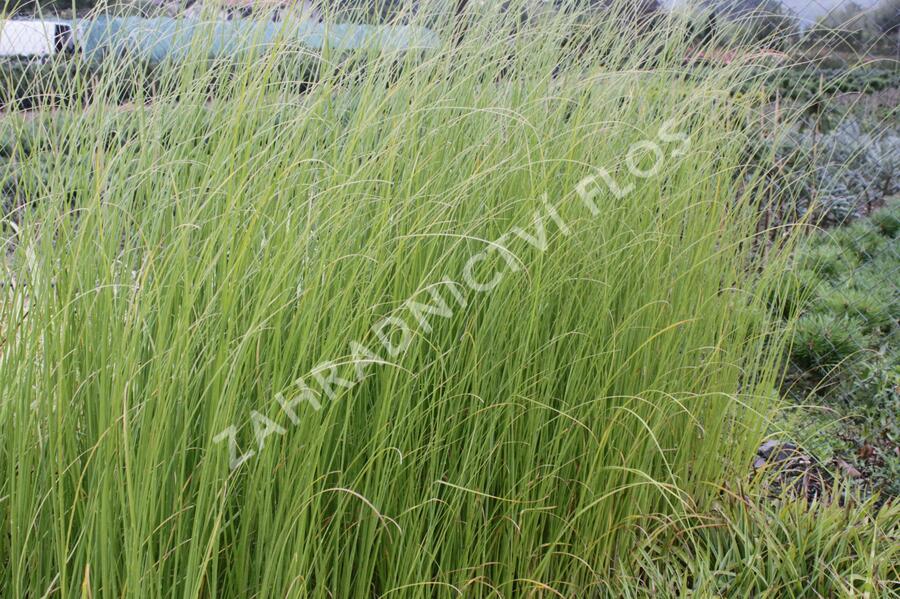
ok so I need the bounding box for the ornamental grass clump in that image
[0,2,815,596]
[620,492,900,597]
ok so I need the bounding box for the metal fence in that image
[767,0,898,397]
[752,0,900,498]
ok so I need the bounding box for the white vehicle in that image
[0,19,74,58]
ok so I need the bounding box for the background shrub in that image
[812,285,895,333]
[832,221,888,259]
[794,242,858,279]
[870,200,900,237]
[790,313,870,373]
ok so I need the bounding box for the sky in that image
[779,0,879,22]
[665,0,881,24]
